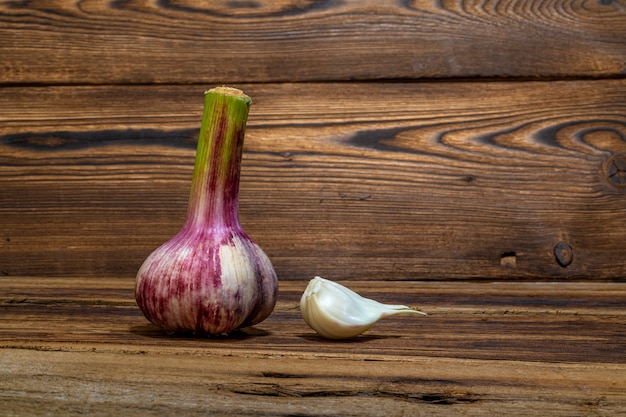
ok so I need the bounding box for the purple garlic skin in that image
[135,87,278,335]
[135,226,277,335]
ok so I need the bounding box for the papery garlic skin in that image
[136,230,277,334]
[300,276,426,339]
[135,87,278,335]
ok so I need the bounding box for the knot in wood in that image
[604,154,626,187]
[554,242,573,268]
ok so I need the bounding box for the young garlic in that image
[300,276,427,339]
[135,87,278,336]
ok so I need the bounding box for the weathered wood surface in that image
[1,278,625,416]
[2,0,626,84]
[2,81,626,280]
[2,0,625,414]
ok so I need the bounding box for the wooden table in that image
[2,278,625,416]
[1,1,625,415]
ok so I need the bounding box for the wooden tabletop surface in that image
[2,278,625,416]
[1,0,626,415]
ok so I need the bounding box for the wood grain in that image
[2,349,625,417]
[2,1,624,414]
[2,81,625,280]
[1,0,625,84]
[1,278,625,416]
[1,278,625,363]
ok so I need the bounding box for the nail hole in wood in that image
[500,252,517,268]
[554,242,573,267]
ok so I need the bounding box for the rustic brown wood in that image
[2,0,625,413]
[2,0,626,84]
[2,81,626,280]
[1,278,625,416]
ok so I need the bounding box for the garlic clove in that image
[300,276,427,339]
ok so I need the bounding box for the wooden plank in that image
[0,278,625,416]
[2,81,626,280]
[1,81,626,281]
[1,0,625,84]
[2,349,625,416]
[1,278,625,363]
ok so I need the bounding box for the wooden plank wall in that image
[1,0,625,281]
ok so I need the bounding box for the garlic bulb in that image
[300,276,427,339]
[135,87,278,335]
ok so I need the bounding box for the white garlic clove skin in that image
[300,276,427,340]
